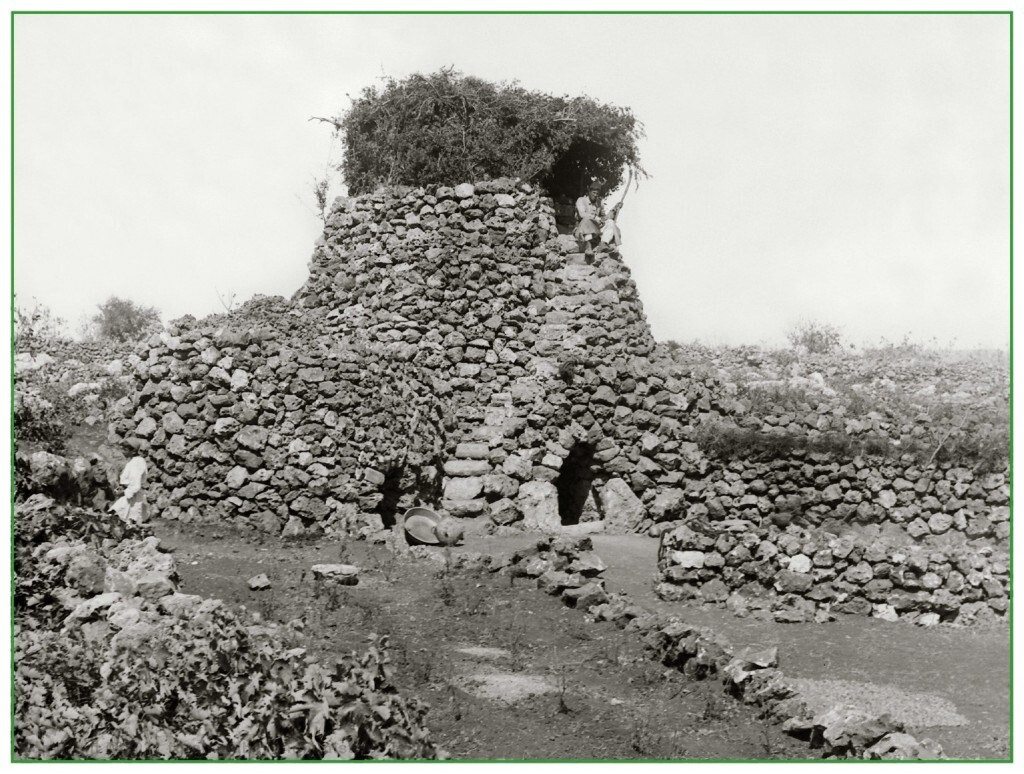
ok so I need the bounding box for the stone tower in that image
[111,179,707,536]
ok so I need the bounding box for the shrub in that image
[332,67,646,199]
[785,320,845,354]
[14,383,87,455]
[15,610,436,760]
[15,299,68,355]
[92,296,161,343]
[16,496,128,553]
[694,422,876,462]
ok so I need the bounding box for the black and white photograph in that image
[7,1,1013,765]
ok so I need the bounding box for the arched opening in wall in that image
[556,443,597,525]
[374,467,405,529]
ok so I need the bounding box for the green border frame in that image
[8,9,1015,765]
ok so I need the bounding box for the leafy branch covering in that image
[331,67,646,198]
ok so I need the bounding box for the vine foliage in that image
[327,67,646,199]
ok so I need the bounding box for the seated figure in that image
[574,181,622,255]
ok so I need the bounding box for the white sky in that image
[11,10,1010,349]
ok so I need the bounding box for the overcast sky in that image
[12,10,1010,349]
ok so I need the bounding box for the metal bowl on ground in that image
[403,507,440,545]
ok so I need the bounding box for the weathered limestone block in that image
[671,550,706,569]
[311,564,360,585]
[503,452,536,477]
[444,459,491,477]
[775,569,814,594]
[562,581,609,610]
[489,497,521,525]
[518,480,560,531]
[455,442,490,459]
[483,473,519,498]
[648,489,686,522]
[444,476,484,500]
[442,499,489,518]
[787,554,812,573]
[598,477,645,533]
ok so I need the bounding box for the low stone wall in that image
[640,616,944,759]
[495,535,943,759]
[656,522,1009,625]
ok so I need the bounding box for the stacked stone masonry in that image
[657,521,1009,625]
[672,456,1009,543]
[108,296,448,537]
[108,178,1007,624]
[112,179,704,535]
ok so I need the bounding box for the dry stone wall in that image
[108,296,449,537]
[657,521,1009,625]
[295,179,694,529]
[654,354,1009,546]
[112,179,712,535]
[669,455,1009,544]
[109,175,1009,601]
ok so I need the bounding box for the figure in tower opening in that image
[575,181,622,256]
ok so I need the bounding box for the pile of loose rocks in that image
[656,520,1009,625]
[497,535,610,610]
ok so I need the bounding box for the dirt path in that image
[465,529,1010,760]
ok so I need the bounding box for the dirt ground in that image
[467,529,1012,760]
[153,520,818,761]
[150,517,1011,761]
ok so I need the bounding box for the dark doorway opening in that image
[541,139,606,235]
[556,443,597,525]
[374,467,405,529]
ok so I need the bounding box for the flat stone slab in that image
[454,646,511,661]
[454,443,491,460]
[444,459,492,477]
[311,564,360,585]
